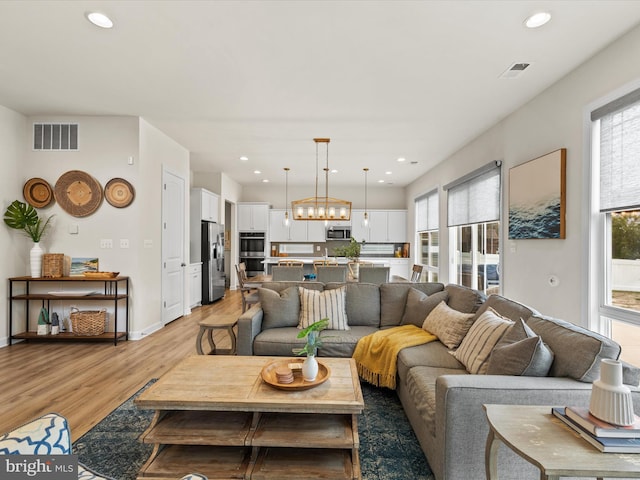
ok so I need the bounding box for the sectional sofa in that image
[237,281,640,480]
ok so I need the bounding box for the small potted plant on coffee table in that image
[294,318,329,381]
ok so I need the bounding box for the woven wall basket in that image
[54,170,103,217]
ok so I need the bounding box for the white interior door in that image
[162,168,186,324]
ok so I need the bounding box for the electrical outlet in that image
[120,239,129,249]
[100,239,113,249]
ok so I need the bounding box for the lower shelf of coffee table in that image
[137,445,354,480]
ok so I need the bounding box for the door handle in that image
[181,263,186,267]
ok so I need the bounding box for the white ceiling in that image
[1,1,640,188]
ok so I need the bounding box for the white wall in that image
[406,24,640,327]
[0,106,27,346]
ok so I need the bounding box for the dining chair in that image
[316,266,347,283]
[235,263,260,313]
[410,264,424,282]
[313,259,338,274]
[271,266,304,281]
[358,266,390,284]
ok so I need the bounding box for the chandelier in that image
[291,138,352,221]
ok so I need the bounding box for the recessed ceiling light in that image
[385,171,392,175]
[378,179,384,183]
[240,156,249,161]
[262,179,269,183]
[524,12,551,29]
[331,169,338,173]
[397,157,406,163]
[86,12,113,29]
[253,170,261,174]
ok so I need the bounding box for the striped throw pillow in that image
[453,307,514,374]
[298,286,349,330]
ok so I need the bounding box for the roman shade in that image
[415,189,438,232]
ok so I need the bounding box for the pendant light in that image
[363,168,369,227]
[283,167,290,227]
[291,138,352,220]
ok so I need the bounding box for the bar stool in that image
[196,314,238,355]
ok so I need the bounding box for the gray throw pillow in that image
[258,286,300,329]
[401,288,449,328]
[486,319,554,376]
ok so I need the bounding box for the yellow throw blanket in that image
[353,325,437,390]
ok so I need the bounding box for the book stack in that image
[552,406,640,453]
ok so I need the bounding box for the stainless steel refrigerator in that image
[202,221,225,304]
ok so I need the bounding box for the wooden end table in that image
[484,404,640,480]
[195,314,237,355]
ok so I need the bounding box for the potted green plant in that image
[4,200,54,277]
[294,318,329,381]
[334,237,363,279]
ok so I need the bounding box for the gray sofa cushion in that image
[253,327,307,356]
[344,283,381,327]
[380,282,445,328]
[474,294,537,322]
[401,289,449,328]
[397,341,465,383]
[486,319,554,376]
[318,326,379,357]
[445,283,485,314]
[526,314,621,382]
[262,281,325,293]
[258,286,300,329]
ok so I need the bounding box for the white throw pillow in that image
[298,286,349,330]
[453,307,514,374]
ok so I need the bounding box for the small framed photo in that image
[70,257,99,275]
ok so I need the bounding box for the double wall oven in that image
[239,231,266,276]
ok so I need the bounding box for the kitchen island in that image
[262,257,410,279]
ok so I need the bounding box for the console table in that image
[484,404,640,480]
[8,276,129,346]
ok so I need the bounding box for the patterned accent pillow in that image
[78,463,117,480]
[0,413,71,454]
[453,307,514,374]
[421,301,475,349]
[298,286,349,330]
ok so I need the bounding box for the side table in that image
[196,314,238,355]
[484,404,640,480]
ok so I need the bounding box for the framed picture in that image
[70,257,99,275]
[509,148,566,239]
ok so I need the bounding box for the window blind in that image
[599,97,640,212]
[415,188,438,232]
[444,161,501,227]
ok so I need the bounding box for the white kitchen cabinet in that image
[189,263,202,308]
[350,210,370,242]
[368,210,408,242]
[238,203,269,231]
[191,188,219,223]
[269,209,325,242]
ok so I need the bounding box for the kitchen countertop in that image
[262,257,409,264]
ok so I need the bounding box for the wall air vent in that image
[499,63,531,79]
[33,123,79,150]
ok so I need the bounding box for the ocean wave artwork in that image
[509,196,561,239]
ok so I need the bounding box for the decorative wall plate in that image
[54,170,103,217]
[23,177,53,208]
[105,178,135,208]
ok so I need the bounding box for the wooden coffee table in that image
[134,355,364,480]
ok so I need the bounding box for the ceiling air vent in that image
[33,123,78,151]
[499,63,531,79]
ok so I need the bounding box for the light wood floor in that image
[0,289,243,442]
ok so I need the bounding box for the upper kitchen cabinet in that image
[269,210,325,242]
[191,188,219,223]
[238,203,269,232]
[351,209,407,243]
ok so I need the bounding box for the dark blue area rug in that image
[73,379,433,480]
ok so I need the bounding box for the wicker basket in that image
[43,253,64,278]
[70,308,106,336]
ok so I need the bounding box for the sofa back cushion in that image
[258,286,300,329]
[474,294,537,322]
[262,281,324,293]
[526,314,621,383]
[344,283,381,326]
[380,282,445,327]
[445,284,486,314]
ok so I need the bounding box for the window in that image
[591,87,640,363]
[415,189,439,281]
[444,161,501,293]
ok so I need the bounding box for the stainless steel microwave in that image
[326,227,351,240]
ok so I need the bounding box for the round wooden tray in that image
[261,358,330,391]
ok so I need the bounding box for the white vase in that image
[302,355,319,382]
[589,359,634,426]
[30,242,43,278]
